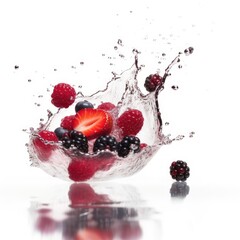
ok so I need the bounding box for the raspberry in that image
[97,102,116,111]
[170,160,190,181]
[144,74,163,92]
[68,159,97,181]
[60,115,75,130]
[117,109,144,137]
[33,130,58,161]
[93,135,118,153]
[51,83,76,108]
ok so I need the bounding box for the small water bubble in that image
[119,54,125,58]
[53,68,57,71]
[27,79,31,82]
[78,85,82,88]
[35,103,41,107]
[14,65,19,69]
[46,88,50,92]
[175,135,185,141]
[162,53,166,56]
[22,129,27,132]
[117,39,123,46]
[40,118,44,122]
[158,61,161,64]
[178,65,182,69]
[189,131,195,137]
[114,46,118,50]
[38,95,43,98]
[80,62,84,65]
[171,85,179,90]
[184,47,194,56]
[71,66,76,69]
[102,53,105,56]
[165,122,170,126]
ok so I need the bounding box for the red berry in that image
[68,183,111,206]
[73,108,113,140]
[51,83,76,108]
[36,216,57,234]
[144,74,163,92]
[60,115,75,130]
[33,130,58,161]
[68,158,97,181]
[97,102,116,111]
[117,109,144,136]
[140,143,148,149]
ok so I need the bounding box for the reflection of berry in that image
[170,160,190,181]
[60,115,75,130]
[144,73,163,92]
[51,83,76,108]
[75,228,113,240]
[36,216,58,234]
[68,159,97,181]
[118,221,142,240]
[33,130,58,161]
[75,100,94,113]
[97,102,116,111]
[117,109,144,136]
[170,181,190,198]
[117,136,140,158]
[93,135,118,153]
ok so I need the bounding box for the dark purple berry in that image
[93,135,118,153]
[75,100,94,113]
[117,136,140,157]
[54,127,68,140]
[170,160,190,181]
[144,74,163,92]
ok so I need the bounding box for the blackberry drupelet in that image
[61,130,88,153]
[117,136,140,158]
[170,160,190,181]
[93,135,118,153]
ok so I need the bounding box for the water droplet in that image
[165,122,170,126]
[178,65,182,69]
[117,39,123,46]
[14,65,19,69]
[114,46,118,50]
[40,118,44,121]
[80,62,84,65]
[174,135,185,141]
[102,53,105,56]
[162,53,166,56]
[28,79,31,82]
[184,47,194,56]
[71,66,76,69]
[189,131,195,137]
[119,54,125,58]
[53,68,57,71]
[22,129,27,132]
[38,95,43,98]
[171,85,179,90]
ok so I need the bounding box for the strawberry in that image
[97,102,116,111]
[117,109,144,136]
[51,83,76,108]
[68,158,97,181]
[73,108,113,140]
[33,130,58,161]
[60,115,75,130]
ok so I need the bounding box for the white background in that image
[0,0,240,239]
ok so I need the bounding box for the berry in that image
[60,115,75,130]
[97,102,115,111]
[61,130,88,153]
[93,135,118,153]
[54,127,68,140]
[117,136,140,158]
[170,160,190,181]
[170,182,190,198]
[117,109,144,136]
[68,159,97,181]
[73,109,113,140]
[33,130,58,161]
[144,74,163,92]
[140,143,148,149]
[75,100,94,113]
[51,83,76,108]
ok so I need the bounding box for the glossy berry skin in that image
[51,83,76,108]
[61,130,88,153]
[97,102,115,111]
[170,160,190,181]
[75,100,94,113]
[93,135,118,153]
[54,127,68,140]
[117,136,140,158]
[144,74,163,92]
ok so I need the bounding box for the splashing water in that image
[27,47,194,181]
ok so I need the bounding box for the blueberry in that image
[54,127,68,140]
[75,100,94,113]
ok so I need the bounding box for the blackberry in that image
[144,74,163,92]
[170,182,190,198]
[93,135,118,153]
[170,160,190,181]
[61,130,88,153]
[117,136,140,158]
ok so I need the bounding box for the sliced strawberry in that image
[73,109,113,140]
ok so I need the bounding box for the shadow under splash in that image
[30,183,161,240]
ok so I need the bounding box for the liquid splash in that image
[27,47,194,181]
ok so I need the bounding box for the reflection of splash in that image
[170,181,190,199]
[31,183,148,240]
